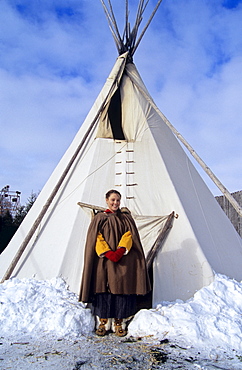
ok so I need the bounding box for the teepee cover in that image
[1,1,242,305]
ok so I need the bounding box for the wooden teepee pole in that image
[132,0,163,56]
[77,202,105,212]
[1,55,128,283]
[100,0,123,51]
[126,68,242,217]
[146,211,175,270]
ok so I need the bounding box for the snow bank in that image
[129,274,242,352]
[0,277,94,338]
[1,273,242,354]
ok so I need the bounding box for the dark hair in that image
[105,189,121,199]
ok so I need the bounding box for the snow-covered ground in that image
[1,274,242,369]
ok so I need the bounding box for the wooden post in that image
[77,202,105,212]
[146,211,175,270]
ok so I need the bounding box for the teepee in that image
[1,1,242,305]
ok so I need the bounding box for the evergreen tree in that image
[24,192,38,214]
[13,191,38,227]
[0,191,38,254]
[0,210,17,254]
[13,205,27,228]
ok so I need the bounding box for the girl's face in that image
[106,193,121,213]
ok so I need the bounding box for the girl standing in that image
[79,190,150,336]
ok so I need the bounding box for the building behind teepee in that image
[216,190,242,237]
[0,1,242,306]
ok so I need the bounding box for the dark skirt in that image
[91,293,137,319]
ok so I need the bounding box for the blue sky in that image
[0,0,242,204]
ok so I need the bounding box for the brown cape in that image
[79,209,151,303]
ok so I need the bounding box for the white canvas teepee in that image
[1,1,242,305]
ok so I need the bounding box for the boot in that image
[95,318,109,336]
[95,317,111,336]
[113,318,127,337]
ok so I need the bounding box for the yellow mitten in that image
[95,232,111,257]
[118,231,132,254]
